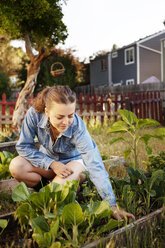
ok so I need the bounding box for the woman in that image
[10,85,135,221]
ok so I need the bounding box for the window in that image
[126,79,134,85]
[101,59,107,71]
[112,51,118,58]
[125,47,135,65]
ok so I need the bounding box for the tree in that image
[0,34,27,77]
[0,0,68,131]
[0,70,11,98]
[17,48,86,94]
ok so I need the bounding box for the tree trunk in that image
[12,59,41,132]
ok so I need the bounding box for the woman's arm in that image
[73,115,116,206]
[16,107,54,170]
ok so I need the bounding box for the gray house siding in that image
[140,32,165,51]
[161,39,165,81]
[112,45,137,85]
[90,55,109,87]
[139,47,161,83]
[90,30,165,87]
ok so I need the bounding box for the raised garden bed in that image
[0,207,164,248]
[0,141,164,247]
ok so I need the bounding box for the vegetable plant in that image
[108,109,164,169]
[110,167,165,216]
[0,151,15,180]
[12,181,122,248]
[147,151,165,173]
[0,206,8,235]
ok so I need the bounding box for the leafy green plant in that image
[12,181,122,248]
[0,130,19,143]
[0,206,8,235]
[108,109,164,169]
[110,167,165,216]
[0,151,15,180]
[147,151,165,173]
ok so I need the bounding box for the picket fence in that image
[0,91,164,130]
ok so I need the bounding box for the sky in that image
[11,0,165,62]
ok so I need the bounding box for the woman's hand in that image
[50,161,73,178]
[111,206,135,221]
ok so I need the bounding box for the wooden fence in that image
[0,93,33,130]
[77,91,164,125]
[0,90,165,130]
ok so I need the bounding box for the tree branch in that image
[24,34,34,60]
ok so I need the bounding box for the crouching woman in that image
[10,85,135,221]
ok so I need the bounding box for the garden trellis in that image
[0,90,164,130]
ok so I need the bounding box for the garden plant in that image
[108,109,165,169]
[0,110,165,247]
[0,151,15,180]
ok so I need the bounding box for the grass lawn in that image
[87,121,165,175]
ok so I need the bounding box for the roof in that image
[117,29,165,50]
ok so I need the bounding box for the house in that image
[90,30,165,87]
[161,38,165,82]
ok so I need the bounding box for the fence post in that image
[78,93,83,120]
[154,91,158,122]
[158,91,163,124]
[150,92,154,120]
[142,92,146,119]
[86,94,90,125]
[2,93,6,130]
[106,93,111,120]
[114,93,118,121]
[93,93,97,124]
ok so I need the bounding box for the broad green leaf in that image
[14,203,31,226]
[2,151,14,159]
[31,216,50,232]
[50,218,59,239]
[62,203,84,226]
[57,185,69,203]
[0,219,8,229]
[124,149,131,159]
[140,134,153,145]
[32,227,51,248]
[32,232,45,248]
[12,182,30,202]
[109,137,125,145]
[47,182,62,193]
[137,119,160,128]
[29,190,52,210]
[50,242,61,248]
[108,121,128,133]
[145,146,152,155]
[155,128,165,136]
[150,190,156,197]
[94,200,111,216]
[45,212,57,219]
[0,152,6,164]
[97,219,123,235]
[149,169,164,190]
[118,109,137,126]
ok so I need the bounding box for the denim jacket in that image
[16,107,116,206]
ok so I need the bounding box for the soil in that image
[0,192,17,215]
[0,215,36,248]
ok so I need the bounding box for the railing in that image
[0,91,164,130]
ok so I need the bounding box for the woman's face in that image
[45,102,76,133]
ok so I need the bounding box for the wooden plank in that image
[0,178,19,193]
[82,207,164,248]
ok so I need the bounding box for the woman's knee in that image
[9,156,29,179]
[53,161,86,184]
